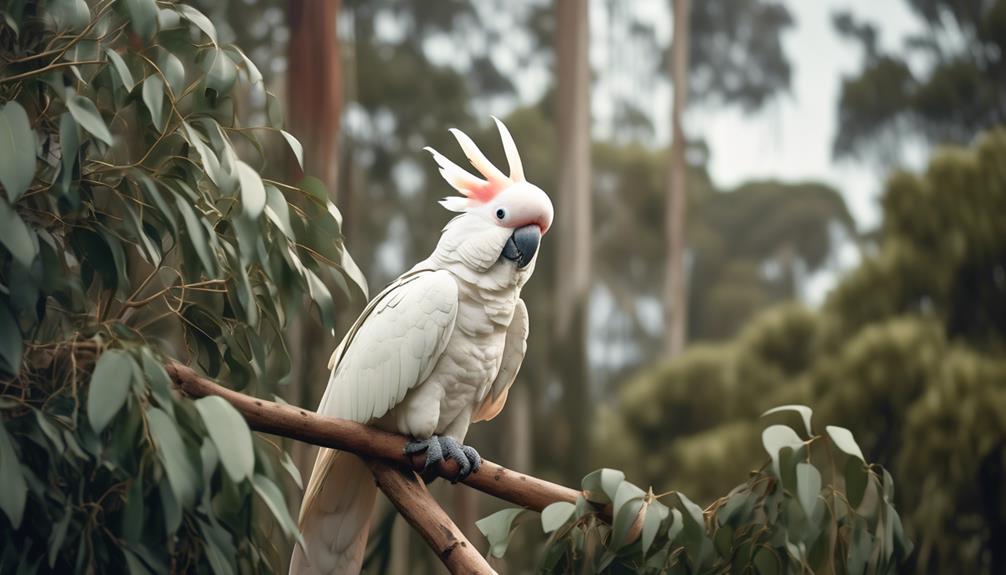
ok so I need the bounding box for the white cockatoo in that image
[290,117,553,574]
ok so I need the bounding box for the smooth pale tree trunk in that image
[284,0,343,500]
[554,0,592,478]
[664,0,691,358]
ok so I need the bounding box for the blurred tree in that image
[661,0,795,356]
[284,0,345,486]
[600,130,1006,573]
[833,1,1006,160]
[554,0,593,479]
[664,0,691,357]
[689,180,855,340]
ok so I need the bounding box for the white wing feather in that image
[318,269,459,423]
[473,298,528,422]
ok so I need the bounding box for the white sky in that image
[696,0,925,231]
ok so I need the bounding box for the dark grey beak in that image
[500,224,541,269]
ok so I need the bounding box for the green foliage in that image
[600,130,1006,572]
[483,407,911,574]
[0,0,363,571]
[833,1,1006,158]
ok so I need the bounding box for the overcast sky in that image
[696,0,925,231]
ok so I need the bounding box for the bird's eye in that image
[495,208,507,220]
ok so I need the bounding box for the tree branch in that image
[366,460,493,573]
[166,361,581,511]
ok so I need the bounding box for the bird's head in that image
[425,117,553,277]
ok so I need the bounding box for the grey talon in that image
[404,437,444,471]
[461,445,481,473]
[406,436,481,482]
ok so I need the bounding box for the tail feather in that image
[290,449,377,575]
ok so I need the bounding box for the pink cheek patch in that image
[469,181,502,204]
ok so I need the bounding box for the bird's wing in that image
[317,268,460,423]
[472,298,528,422]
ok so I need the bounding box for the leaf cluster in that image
[0,0,364,572]
[479,407,912,574]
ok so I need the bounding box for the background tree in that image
[598,130,1006,574]
[833,0,1006,161]
[664,0,691,357]
[663,0,795,356]
[554,0,593,478]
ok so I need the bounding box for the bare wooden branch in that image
[366,460,493,573]
[166,361,582,512]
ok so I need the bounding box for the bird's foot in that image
[404,435,482,483]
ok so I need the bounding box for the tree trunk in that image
[663,0,691,358]
[284,0,343,491]
[554,0,592,479]
[287,0,342,188]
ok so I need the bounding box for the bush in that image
[487,407,912,573]
[0,1,362,571]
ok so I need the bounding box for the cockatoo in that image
[291,117,553,574]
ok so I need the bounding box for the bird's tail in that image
[290,449,377,575]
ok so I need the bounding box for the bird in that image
[290,117,553,574]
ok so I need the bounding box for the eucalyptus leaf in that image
[142,75,165,132]
[0,199,37,267]
[0,420,27,528]
[641,500,663,554]
[48,509,72,567]
[148,407,199,508]
[541,501,575,534]
[86,349,135,434]
[762,424,804,477]
[280,130,304,169]
[280,450,303,490]
[176,5,218,44]
[174,194,216,276]
[235,160,266,219]
[581,468,624,504]
[105,48,136,91]
[761,404,814,437]
[0,303,22,375]
[251,474,303,545]
[475,507,526,558]
[141,349,174,417]
[48,0,89,31]
[613,480,646,517]
[124,0,157,40]
[58,112,79,198]
[264,184,295,241]
[203,48,237,97]
[194,396,254,482]
[826,425,866,462]
[66,95,113,146]
[159,51,185,96]
[796,462,822,516]
[611,498,645,549]
[0,101,36,202]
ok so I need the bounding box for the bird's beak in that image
[501,225,541,269]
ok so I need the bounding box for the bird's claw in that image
[404,436,481,483]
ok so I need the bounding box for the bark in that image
[554,0,593,479]
[663,0,692,358]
